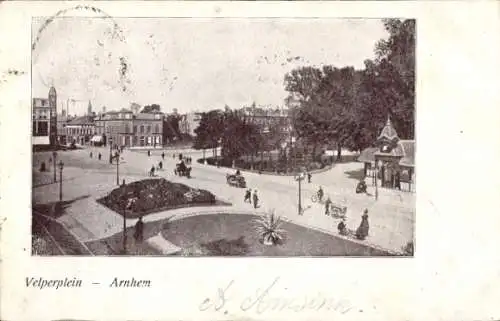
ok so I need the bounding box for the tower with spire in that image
[87,100,93,116]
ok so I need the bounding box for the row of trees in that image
[285,19,415,160]
[193,19,415,166]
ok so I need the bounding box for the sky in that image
[32,17,388,115]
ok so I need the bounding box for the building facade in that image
[94,110,164,148]
[32,87,57,146]
[358,116,415,192]
[65,115,96,146]
[179,112,202,137]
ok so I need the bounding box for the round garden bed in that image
[97,178,219,219]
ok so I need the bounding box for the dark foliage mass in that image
[98,178,216,218]
[285,19,415,154]
[192,19,415,163]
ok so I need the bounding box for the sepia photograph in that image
[31,16,415,257]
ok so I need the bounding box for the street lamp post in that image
[58,161,64,201]
[294,172,305,215]
[114,151,120,186]
[52,151,57,183]
[109,143,113,164]
[122,195,136,255]
[375,160,380,201]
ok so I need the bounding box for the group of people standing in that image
[336,209,370,240]
[244,188,259,209]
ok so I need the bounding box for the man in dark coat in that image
[134,216,144,242]
[98,153,102,160]
[252,190,259,209]
[325,197,332,215]
[161,152,165,160]
[244,189,251,203]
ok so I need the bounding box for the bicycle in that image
[311,193,324,203]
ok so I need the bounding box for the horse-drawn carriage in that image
[226,174,246,188]
[174,161,191,178]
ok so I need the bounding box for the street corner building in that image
[32,86,57,147]
[358,116,415,193]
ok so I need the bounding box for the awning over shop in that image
[90,135,103,143]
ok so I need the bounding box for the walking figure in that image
[150,165,155,177]
[325,197,332,215]
[134,216,144,242]
[173,153,176,159]
[161,152,165,160]
[252,190,259,209]
[307,172,312,183]
[98,153,102,160]
[90,152,93,158]
[317,186,324,202]
[244,189,251,203]
[147,150,151,157]
[355,209,370,240]
[159,161,163,170]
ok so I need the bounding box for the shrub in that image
[253,212,287,245]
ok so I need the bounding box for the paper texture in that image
[1,1,500,320]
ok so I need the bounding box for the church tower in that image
[48,87,57,145]
[88,100,93,116]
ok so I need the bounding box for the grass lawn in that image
[162,214,391,256]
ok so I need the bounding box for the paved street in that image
[33,147,414,254]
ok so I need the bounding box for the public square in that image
[32,146,414,256]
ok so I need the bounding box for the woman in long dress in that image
[356,209,370,240]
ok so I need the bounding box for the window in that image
[155,124,159,133]
[125,124,130,133]
[35,121,48,136]
[125,114,131,119]
[140,125,144,133]
[133,125,137,133]
[147,125,151,134]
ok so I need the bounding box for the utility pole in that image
[52,151,57,183]
[114,151,120,186]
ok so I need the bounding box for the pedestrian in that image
[244,189,251,203]
[317,186,324,202]
[150,165,155,177]
[173,153,176,159]
[90,151,93,158]
[325,197,332,215]
[337,218,348,236]
[307,172,312,183]
[98,153,102,160]
[252,189,259,209]
[147,150,151,157]
[134,216,144,242]
[355,209,370,240]
[161,152,165,160]
[159,161,163,170]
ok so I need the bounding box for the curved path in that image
[32,146,414,253]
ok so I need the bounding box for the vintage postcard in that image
[1,1,499,321]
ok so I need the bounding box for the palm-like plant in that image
[253,212,287,245]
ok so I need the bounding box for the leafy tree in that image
[141,104,161,113]
[193,110,224,158]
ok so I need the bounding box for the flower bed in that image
[97,178,217,219]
